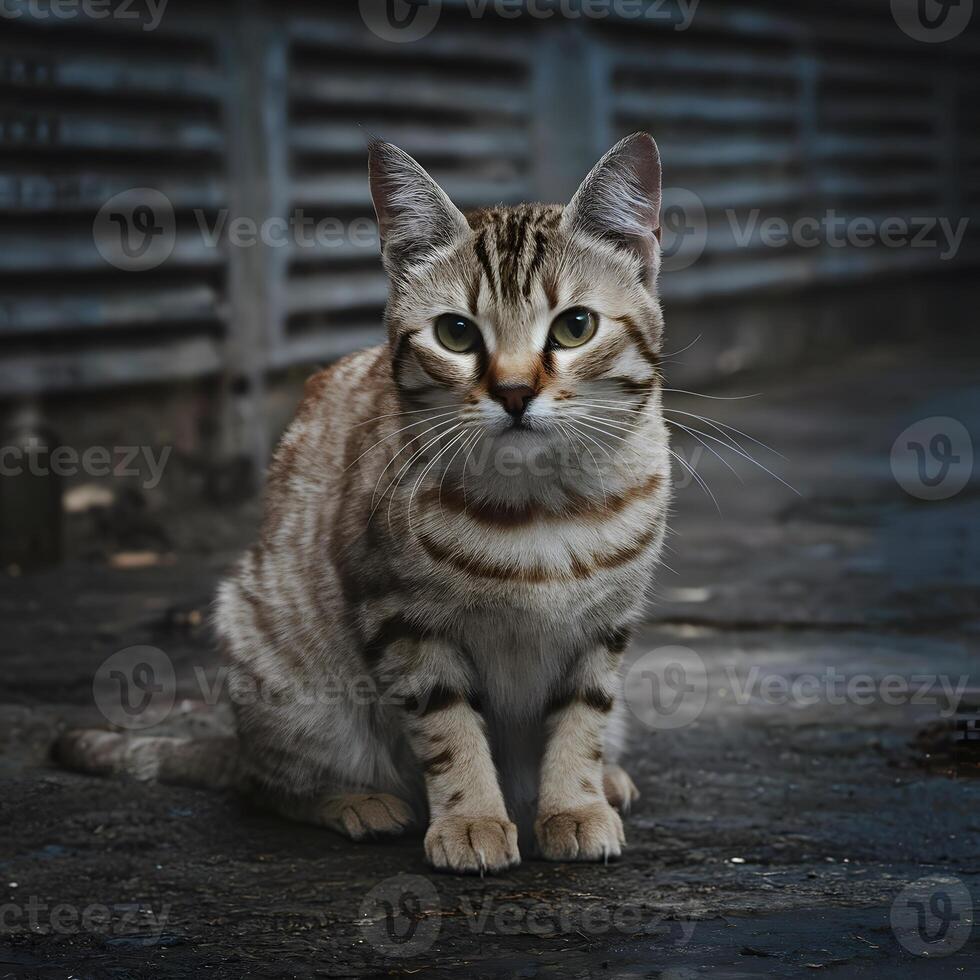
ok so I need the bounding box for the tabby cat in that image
[59,133,671,874]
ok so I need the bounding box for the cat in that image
[58,132,671,874]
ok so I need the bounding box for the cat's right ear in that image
[368,140,470,273]
[561,132,662,281]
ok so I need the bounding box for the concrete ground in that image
[1,338,978,978]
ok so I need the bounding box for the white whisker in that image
[666,421,800,496]
[664,419,743,484]
[572,414,720,511]
[345,408,460,472]
[661,388,761,401]
[385,422,465,532]
[355,404,459,427]
[367,416,459,517]
[407,427,470,533]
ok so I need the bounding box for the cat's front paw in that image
[425,815,520,874]
[535,801,625,862]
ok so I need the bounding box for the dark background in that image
[1,0,978,500]
[1,2,979,977]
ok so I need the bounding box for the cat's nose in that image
[490,383,537,420]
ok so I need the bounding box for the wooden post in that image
[531,18,611,203]
[215,0,289,490]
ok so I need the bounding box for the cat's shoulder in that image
[295,344,390,422]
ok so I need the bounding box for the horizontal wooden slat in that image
[815,135,938,160]
[815,174,939,197]
[660,138,798,169]
[0,231,222,273]
[0,44,224,100]
[822,99,936,123]
[0,336,223,396]
[0,171,225,212]
[286,271,387,316]
[675,178,806,210]
[290,123,528,160]
[0,284,220,333]
[817,58,934,88]
[662,243,980,302]
[0,110,224,153]
[269,324,386,370]
[616,92,797,124]
[289,71,527,116]
[290,175,529,210]
[0,5,229,40]
[287,240,378,266]
[613,47,797,80]
[287,17,532,65]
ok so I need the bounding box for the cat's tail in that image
[54,729,244,791]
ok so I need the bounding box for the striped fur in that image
[62,135,669,874]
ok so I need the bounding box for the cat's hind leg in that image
[260,788,416,840]
[602,764,639,813]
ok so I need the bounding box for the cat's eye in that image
[549,307,598,349]
[434,313,481,353]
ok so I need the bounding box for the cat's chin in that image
[491,424,553,449]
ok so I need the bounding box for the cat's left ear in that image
[561,132,662,280]
[368,139,471,274]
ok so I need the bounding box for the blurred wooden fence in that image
[1,0,978,467]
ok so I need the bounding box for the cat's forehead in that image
[460,203,566,315]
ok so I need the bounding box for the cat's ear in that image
[561,132,662,278]
[368,139,470,272]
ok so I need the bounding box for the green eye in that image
[549,307,597,349]
[435,313,481,353]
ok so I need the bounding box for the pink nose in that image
[490,384,537,420]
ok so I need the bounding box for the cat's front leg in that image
[534,645,626,862]
[393,641,519,874]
